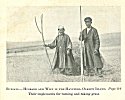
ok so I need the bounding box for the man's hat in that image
[58,25,65,30]
[84,17,92,22]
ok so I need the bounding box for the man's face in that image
[85,20,92,28]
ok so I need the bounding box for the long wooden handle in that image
[35,14,53,73]
[80,6,84,82]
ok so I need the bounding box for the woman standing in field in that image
[45,25,75,75]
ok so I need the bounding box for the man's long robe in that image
[48,33,75,74]
[79,27,103,70]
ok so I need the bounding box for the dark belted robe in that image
[79,27,103,70]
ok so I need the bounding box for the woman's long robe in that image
[48,33,75,74]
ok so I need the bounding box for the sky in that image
[7,6,121,42]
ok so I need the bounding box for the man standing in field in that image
[45,25,75,75]
[79,17,103,77]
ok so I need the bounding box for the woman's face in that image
[58,28,65,33]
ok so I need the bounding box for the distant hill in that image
[7,41,41,49]
[6,40,53,53]
[100,32,121,47]
[6,32,120,53]
[72,32,121,47]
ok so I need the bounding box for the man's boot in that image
[84,70,89,76]
[89,69,94,76]
[95,68,98,76]
[97,68,103,77]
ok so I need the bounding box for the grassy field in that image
[6,33,121,82]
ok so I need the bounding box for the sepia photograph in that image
[6,6,121,82]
